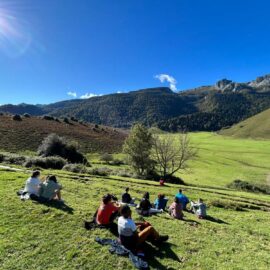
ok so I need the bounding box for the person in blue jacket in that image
[175,189,189,210]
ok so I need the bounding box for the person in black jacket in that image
[122,188,133,204]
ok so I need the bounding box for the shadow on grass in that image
[34,200,74,214]
[144,242,182,270]
[205,215,229,225]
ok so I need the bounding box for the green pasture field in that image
[1,132,270,269]
[176,132,270,188]
[1,166,270,270]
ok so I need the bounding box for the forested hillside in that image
[1,75,270,131]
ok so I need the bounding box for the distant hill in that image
[219,108,270,139]
[0,115,127,153]
[1,74,270,131]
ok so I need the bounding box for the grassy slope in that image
[220,108,270,139]
[1,168,270,270]
[177,132,270,187]
[0,115,126,153]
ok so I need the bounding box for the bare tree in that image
[152,133,196,179]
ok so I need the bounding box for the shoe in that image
[158,235,169,242]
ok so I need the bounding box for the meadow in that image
[1,132,270,270]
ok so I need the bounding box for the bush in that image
[228,179,270,194]
[24,156,66,169]
[23,113,31,118]
[70,117,78,122]
[62,163,89,173]
[2,153,26,165]
[100,153,113,164]
[0,153,4,163]
[63,117,70,124]
[38,134,87,164]
[88,167,111,176]
[12,114,22,121]
[42,115,54,121]
[110,159,124,166]
[94,124,99,129]
[116,169,135,178]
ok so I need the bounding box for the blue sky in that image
[0,0,270,104]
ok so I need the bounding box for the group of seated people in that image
[94,188,207,251]
[18,170,63,203]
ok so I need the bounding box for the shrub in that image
[23,113,31,118]
[70,117,78,122]
[100,153,113,164]
[38,134,87,164]
[110,159,124,166]
[0,153,4,162]
[94,124,99,129]
[24,156,66,169]
[12,114,22,121]
[88,167,111,176]
[0,112,3,116]
[63,117,70,124]
[3,153,26,165]
[228,179,270,194]
[116,169,135,178]
[42,115,54,121]
[62,163,89,173]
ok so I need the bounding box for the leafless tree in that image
[152,133,196,178]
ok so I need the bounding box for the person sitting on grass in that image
[118,205,169,251]
[121,187,136,205]
[154,194,168,210]
[37,175,63,202]
[18,170,41,200]
[191,198,207,219]
[137,192,163,216]
[169,197,183,220]
[175,189,190,210]
[96,194,121,226]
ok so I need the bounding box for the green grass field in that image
[1,132,270,269]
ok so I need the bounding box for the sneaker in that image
[158,235,169,242]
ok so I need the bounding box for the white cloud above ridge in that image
[154,74,177,91]
[67,91,77,98]
[80,93,103,99]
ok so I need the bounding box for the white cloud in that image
[117,91,122,94]
[80,93,102,99]
[154,74,177,91]
[67,91,77,98]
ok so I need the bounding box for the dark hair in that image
[31,170,40,178]
[48,175,57,183]
[174,197,180,204]
[143,192,150,200]
[158,194,165,199]
[102,194,112,204]
[125,187,129,192]
[179,189,182,194]
[121,205,131,218]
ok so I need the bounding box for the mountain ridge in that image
[1,75,270,130]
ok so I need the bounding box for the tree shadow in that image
[143,242,182,270]
[205,215,229,225]
[34,200,74,214]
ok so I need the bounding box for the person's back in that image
[118,215,137,250]
[23,171,41,196]
[96,194,119,225]
[176,190,189,210]
[154,194,168,210]
[191,199,207,218]
[24,177,41,195]
[39,179,61,200]
[122,192,132,204]
[169,198,183,219]
[139,198,151,211]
